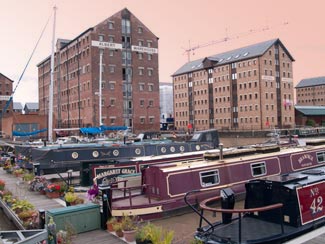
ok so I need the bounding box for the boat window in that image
[251,162,266,177]
[200,170,220,187]
[317,151,325,163]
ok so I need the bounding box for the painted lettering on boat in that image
[95,166,136,179]
[297,154,314,167]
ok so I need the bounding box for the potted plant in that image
[18,209,37,221]
[113,222,124,238]
[29,176,48,194]
[45,183,61,198]
[3,193,14,207]
[135,223,174,244]
[121,215,138,242]
[75,196,85,205]
[135,223,155,244]
[11,199,34,214]
[64,192,77,206]
[22,172,34,182]
[106,217,118,232]
[3,160,13,173]
[13,167,24,177]
[0,179,5,190]
[87,184,99,203]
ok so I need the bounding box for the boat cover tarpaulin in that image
[80,125,127,135]
[12,128,47,136]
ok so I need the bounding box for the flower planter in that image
[115,230,124,238]
[123,229,136,242]
[107,223,114,232]
[46,191,60,198]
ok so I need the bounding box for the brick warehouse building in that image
[172,39,295,132]
[37,8,159,134]
[0,73,13,132]
[295,76,325,106]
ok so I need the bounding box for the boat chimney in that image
[219,143,224,160]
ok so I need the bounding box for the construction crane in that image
[183,22,289,62]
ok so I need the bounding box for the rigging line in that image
[1,12,53,117]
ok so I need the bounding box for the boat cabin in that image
[192,166,325,244]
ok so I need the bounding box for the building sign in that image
[93,165,137,185]
[296,181,325,225]
[91,41,122,50]
[281,78,293,82]
[131,45,158,54]
[261,75,275,81]
[0,95,11,101]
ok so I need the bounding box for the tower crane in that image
[183,22,289,62]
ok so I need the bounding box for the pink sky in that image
[1,0,324,103]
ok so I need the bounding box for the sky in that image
[1,0,324,104]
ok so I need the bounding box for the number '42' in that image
[310,196,323,214]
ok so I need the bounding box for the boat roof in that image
[263,166,325,190]
[157,145,323,173]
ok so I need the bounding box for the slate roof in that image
[295,76,325,88]
[24,102,39,110]
[0,73,14,82]
[295,106,325,116]
[173,38,294,76]
[13,102,23,110]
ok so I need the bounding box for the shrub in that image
[12,199,34,213]
[64,192,77,203]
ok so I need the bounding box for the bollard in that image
[33,163,41,176]
[39,209,46,229]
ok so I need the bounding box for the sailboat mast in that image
[48,5,57,143]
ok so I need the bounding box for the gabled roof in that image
[0,73,14,82]
[173,38,294,76]
[295,76,325,88]
[24,102,39,110]
[295,105,325,116]
[13,102,23,110]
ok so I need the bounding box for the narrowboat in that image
[189,166,325,243]
[18,129,220,175]
[101,144,325,220]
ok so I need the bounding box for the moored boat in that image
[102,144,325,221]
[189,166,325,243]
[17,129,220,175]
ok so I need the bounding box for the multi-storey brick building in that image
[296,76,325,106]
[37,8,159,134]
[172,39,295,131]
[0,73,13,131]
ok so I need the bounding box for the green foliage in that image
[18,209,36,220]
[121,215,137,231]
[12,199,34,213]
[64,192,77,203]
[106,217,117,225]
[23,173,34,181]
[306,119,316,127]
[136,222,174,244]
[113,222,123,232]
